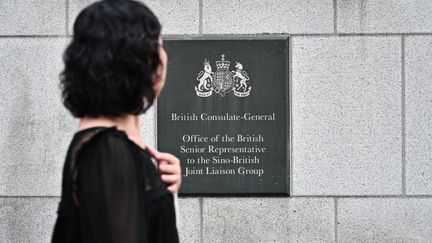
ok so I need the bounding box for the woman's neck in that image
[78,114,145,149]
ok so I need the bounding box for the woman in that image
[51,0,181,242]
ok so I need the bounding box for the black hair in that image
[60,0,161,118]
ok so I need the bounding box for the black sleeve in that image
[78,132,146,243]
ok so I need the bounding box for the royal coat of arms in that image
[195,54,251,97]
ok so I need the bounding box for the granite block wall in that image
[1,0,431,242]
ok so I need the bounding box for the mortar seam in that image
[288,195,432,198]
[199,0,203,34]
[2,33,432,38]
[161,33,432,38]
[401,35,407,195]
[334,198,338,243]
[200,197,204,243]
[289,37,293,196]
[333,0,338,34]
[65,0,69,35]
[2,195,432,198]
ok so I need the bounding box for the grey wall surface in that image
[0,0,431,242]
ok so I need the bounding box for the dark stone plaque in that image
[157,39,289,195]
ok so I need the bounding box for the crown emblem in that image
[195,54,251,97]
[215,54,230,70]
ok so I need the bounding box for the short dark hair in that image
[61,0,161,118]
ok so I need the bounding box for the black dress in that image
[51,126,179,243]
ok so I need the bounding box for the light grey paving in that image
[0,38,76,196]
[178,198,201,243]
[291,37,402,195]
[202,0,333,34]
[337,0,432,34]
[405,36,432,195]
[0,0,66,35]
[69,0,199,35]
[202,198,334,243]
[338,198,432,242]
[0,197,60,243]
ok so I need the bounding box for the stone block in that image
[202,0,334,34]
[338,198,432,242]
[202,197,334,242]
[0,0,66,35]
[178,198,201,243]
[140,104,156,149]
[144,0,199,35]
[291,37,402,195]
[0,38,75,196]
[69,0,199,35]
[337,0,432,33]
[405,36,432,195]
[0,197,60,243]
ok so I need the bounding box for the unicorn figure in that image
[233,61,250,92]
[196,59,213,91]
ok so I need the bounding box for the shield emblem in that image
[212,70,233,96]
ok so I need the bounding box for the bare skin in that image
[77,37,182,193]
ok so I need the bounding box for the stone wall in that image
[1,0,432,242]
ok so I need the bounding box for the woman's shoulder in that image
[69,126,171,202]
[74,126,126,142]
[73,126,150,155]
[70,126,133,160]
[76,125,152,148]
[74,126,166,194]
[72,126,155,168]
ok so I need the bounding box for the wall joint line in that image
[334,198,338,243]
[401,35,406,195]
[65,0,69,35]
[333,0,338,33]
[199,0,203,34]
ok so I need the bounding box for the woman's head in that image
[61,0,166,118]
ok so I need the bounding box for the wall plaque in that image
[157,39,289,195]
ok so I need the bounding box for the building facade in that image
[1,0,432,242]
